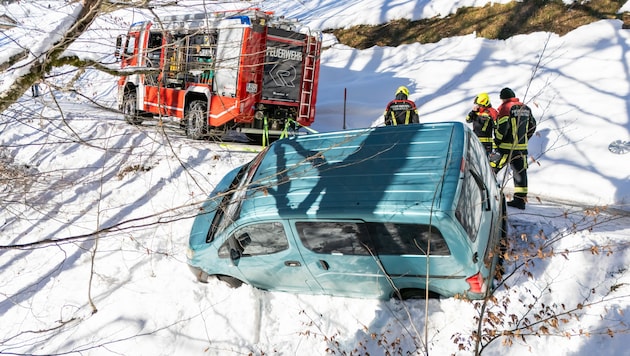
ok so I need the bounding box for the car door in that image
[291,220,392,299]
[367,221,464,289]
[219,221,322,293]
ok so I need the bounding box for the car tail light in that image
[466,272,486,294]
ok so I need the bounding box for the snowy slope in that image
[1,1,629,355]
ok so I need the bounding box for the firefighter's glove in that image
[488,150,501,164]
[466,111,477,123]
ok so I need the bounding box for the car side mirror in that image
[114,35,124,60]
[229,248,241,264]
[237,233,251,248]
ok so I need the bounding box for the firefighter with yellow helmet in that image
[384,86,419,126]
[466,92,498,153]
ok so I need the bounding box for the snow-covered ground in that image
[1,1,629,355]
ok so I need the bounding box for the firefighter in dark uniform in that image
[384,86,419,126]
[494,87,537,210]
[466,92,497,153]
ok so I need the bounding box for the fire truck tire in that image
[122,92,143,125]
[185,100,208,140]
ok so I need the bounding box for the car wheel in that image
[499,195,509,259]
[193,269,209,283]
[395,288,440,300]
[185,100,208,140]
[122,91,144,125]
[217,275,243,288]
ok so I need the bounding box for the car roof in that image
[241,122,466,221]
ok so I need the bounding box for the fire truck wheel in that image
[185,100,208,140]
[122,92,143,125]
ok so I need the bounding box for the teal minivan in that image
[187,122,506,300]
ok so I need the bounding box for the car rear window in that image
[296,221,450,256]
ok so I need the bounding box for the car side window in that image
[125,35,136,57]
[218,222,289,258]
[469,131,496,182]
[296,221,450,256]
[366,223,450,255]
[296,222,372,255]
[455,137,484,241]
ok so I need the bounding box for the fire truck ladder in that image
[298,33,321,123]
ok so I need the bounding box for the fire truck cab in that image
[114,9,321,144]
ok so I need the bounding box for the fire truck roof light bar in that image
[160,9,264,24]
[156,10,309,34]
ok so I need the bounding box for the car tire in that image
[194,269,209,283]
[496,195,509,278]
[185,100,208,140]
[217,275,243,288]
[122,91,144,125]
[395,288,440,300]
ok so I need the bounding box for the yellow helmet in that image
[396,86,410,97]
[475,92,490,107]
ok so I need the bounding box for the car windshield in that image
[210,148,269,239]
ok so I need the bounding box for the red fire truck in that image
[114,9,321,144]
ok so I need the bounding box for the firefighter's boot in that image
[507,194,526,210]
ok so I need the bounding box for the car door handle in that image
[284,260,301,267]
[319,260,329,270]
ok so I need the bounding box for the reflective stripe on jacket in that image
[495,98,536,153]
[466,106,497,139]
[384,99,419,125]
